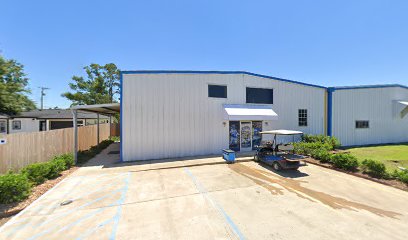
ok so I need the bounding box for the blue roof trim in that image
[121,70,327,89]
[331,84,408,91]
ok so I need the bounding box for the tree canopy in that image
[62,63,120,106]
[0,55,36,115]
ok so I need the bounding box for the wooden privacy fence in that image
[0,123,117,174]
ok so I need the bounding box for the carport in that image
[71,103,120,164]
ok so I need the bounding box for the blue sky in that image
[1,0,407,108]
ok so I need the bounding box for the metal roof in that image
[71,103,120,115]
[121,70,327,89]
[10,109,109,119]
[121,70,408,91]
[329,84,408,91]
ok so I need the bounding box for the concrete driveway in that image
[1,143,407,240]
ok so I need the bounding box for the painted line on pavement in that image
[19,172,131,240]
[184,167,245,240]
[0,174,71,233]
[109,172,131,240]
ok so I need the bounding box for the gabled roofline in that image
[121,70,327,89]
[329,84,408,91]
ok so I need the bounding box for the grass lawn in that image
[347,144,408,172]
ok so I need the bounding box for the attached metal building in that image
[121,71,327,161]
[328,85,408,146]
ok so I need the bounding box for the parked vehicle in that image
[254,130,306,171]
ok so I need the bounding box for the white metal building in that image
[121,71,327,161]
[328,85,408,146]
[120,71,408,162]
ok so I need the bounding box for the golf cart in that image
[254,130,306,171]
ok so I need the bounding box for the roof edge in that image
[120,70,327,89]
[329,84,408,91]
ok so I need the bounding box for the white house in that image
[328,85,408,146]
[0,109,109,134]
[121,71,328,161]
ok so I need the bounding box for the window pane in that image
[208,85,227,98]
[246,88,273,104]
[356,121,369,129]
[0,121,5,133]
[298,109,308,126]
[12,120,21,130]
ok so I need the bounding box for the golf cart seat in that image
[278,144,294,152]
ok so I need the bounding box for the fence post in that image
[97,113,100,144]
[72,109,78,165]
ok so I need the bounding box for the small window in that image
[0,121,6,133]
[208,85,227,98]
[246,87,273,104]
[12,120,21,130]
[298,109,308,127]
[356,120,369,129]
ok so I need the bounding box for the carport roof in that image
[71,103,120,115]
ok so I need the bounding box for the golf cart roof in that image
[260,130,303,135]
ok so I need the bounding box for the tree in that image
[0,55,36,115]
[62,63,120,105]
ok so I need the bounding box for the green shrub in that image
[361,159,388,178]
[46,158,66,179]
[0,173,31,204]
[21,162,51,185]
[330,153,359,171]
[393,170,408,184]
[55,154,74,169]
[302,134,340,150]
[294,142,332,155]
[311,149,332,163]
[109,136,120,142]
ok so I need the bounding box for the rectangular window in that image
[208,85,227,98]
[12,120,21,130]
[0,121,6,133]
[298,109,308,126]
[356,120,369,129]
[246,87,273,104]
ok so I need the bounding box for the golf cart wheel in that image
[272,162,282,171]
[254,155,259,162]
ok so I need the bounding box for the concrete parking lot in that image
[1,144,407,240]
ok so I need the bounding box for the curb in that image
[303,159,407,192]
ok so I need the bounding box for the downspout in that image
[120,71,123,162]
[327,88,335,136]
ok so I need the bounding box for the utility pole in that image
[38,87,50,110]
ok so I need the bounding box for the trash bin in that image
[222,149,235,163]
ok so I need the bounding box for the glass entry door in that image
[240,121,252,151]
[229,121,263,151]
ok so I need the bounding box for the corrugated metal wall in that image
[122,73,326,161]
[332,87,408,146]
